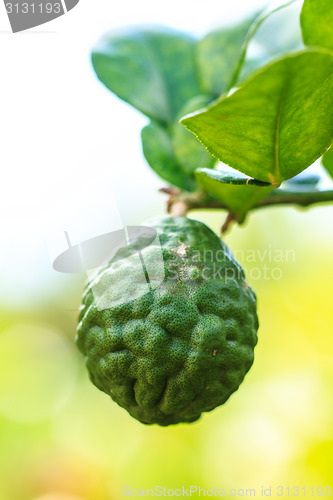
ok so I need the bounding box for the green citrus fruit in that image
[77,216,258,426]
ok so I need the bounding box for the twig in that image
[163,188,333,214]
[161,186,333,233]
[255,189,333,209]
[221,212,238,233]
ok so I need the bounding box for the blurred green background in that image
[1,0,332,498]
[0,203,332,500]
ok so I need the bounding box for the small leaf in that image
[141,121,196,191]
[172,95,216,175]
[322,147,333,178]
[181,51,333,185]
[301,0,333,52]
[252,2,302,54]
[92,27,200,124]
[284,171,321,189]
[195,13,260,96]
[195,168,273,221]
[239,1,303,81]
[196,1,299,96]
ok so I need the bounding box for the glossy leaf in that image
[322,147,333,178]
[172,95,216,175]
[141,121,196,191]
[181,51,333,186]
[92,27,200,124]
[196,13,260,96]
[195,168,272,221]
[301,0,333,51]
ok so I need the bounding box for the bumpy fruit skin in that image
[77,216,258,426]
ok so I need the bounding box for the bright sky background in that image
[0,0,308,307]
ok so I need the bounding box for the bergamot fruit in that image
[77,216,258,425]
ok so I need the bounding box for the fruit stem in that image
[169,201,188,217]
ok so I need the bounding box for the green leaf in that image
[172,95,216,175]
[195,1,299,96]
[239,1,303,81]
[284,170,321,190]
[92,27,201,124]
[195,13,260,96]
[252,2,302,54]
[195,168,273,221]
[141,121,196,191]
[181,50,333,186]
[301,0,333,51]
[322,147,333,178]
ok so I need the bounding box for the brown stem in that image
[160,186,333,233]
[162,188,333,214]
[221,212,238,233]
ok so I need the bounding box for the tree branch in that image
[254,189,333,209]
[161,188,333,216]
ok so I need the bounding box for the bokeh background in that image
[0,0,332,499]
